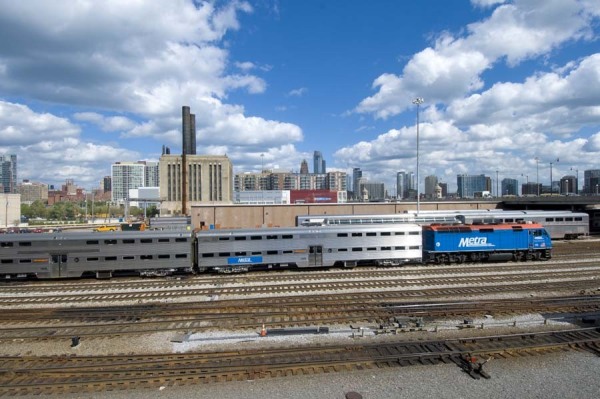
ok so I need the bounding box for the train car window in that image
[234,236,247,241]
[409,246,420,250]
[283,250,293,254]
[395,246,406,250]
[267,250,278,255]
[366,232,376,237]
[158,254,170,259]
[555,218,564,222]
[19,259,32,263]
[505,218,514,222]
[545,218,554,222]
[235,251,247,256]
[409,231,419,235]
[575,217,583,221]
[250,235,262,240]
[219,252,230,257]
[175,238,188,242]
[140,239,153,244]
[394,232,405,236]
[123,256,135,260]
[86,240,99,245]
[533,230,542,237]
[380,232,391,236]
[337,248,347,252]
[1,259,14,263]
[252,251,261,255]
[104,239,117,245]
[105,256,117,261]
[381,247,391,251]
[158,238,170,243]
[175,254,187,258]
[367,247,377,251]
[123,239,135,244]
[351,247,363,251]
[140,255,153,260]
[86,257,99,261]
[352,232,362,237]
[282,234,293,239]
[19,242,32,246]
[565,218,573,222]
[266,235,277,240]
[337,233,348,237]
[1,242,14,248]
[218,237,230,241]
[202,253,214,258]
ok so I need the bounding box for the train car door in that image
[50,254,68,277]
[309,245,323,266]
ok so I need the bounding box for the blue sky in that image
[0,0,599,193]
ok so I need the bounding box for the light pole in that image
[260,153,264,173]
[412,97,424,214]
[535,157,539,196]
[550,158,558,196]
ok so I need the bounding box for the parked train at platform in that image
[296,210,589,239]
[0,221,552,279]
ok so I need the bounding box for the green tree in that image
[30,200,47,219]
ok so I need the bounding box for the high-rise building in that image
[396,171,408,199]
[457,174,488,198]
[182,106,196,155]
[501,178,519,196]
[159,154,233,215]
[559,175,577,195]
[300,159,309,174]
[583,169,600,195]
[111,161,159,203]
[313,151,326,174]
[424,175,438,199]
[102,176,112,193]
[0,154,17,193]
[352,168,362,197]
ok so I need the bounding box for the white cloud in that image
[287,87,308,97]
[356,0,597,119]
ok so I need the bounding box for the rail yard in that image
[0,238,599,397]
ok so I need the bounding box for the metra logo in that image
[458,237,494,247]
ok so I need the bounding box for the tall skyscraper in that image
[583,169,600,194]
[0,154,17,193]
[182,106,196,155]
[352,168,362,196]
[313,151,326,174]
[300,159,309,174]
[396,171,408,199]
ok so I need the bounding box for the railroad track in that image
[1,327,599,396]
[0,292,598,342]
[1,266,599,306]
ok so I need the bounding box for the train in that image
[295,210,589,239]
[0,221,552,279]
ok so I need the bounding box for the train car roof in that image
[0,230,193,242]
[195,223,422,237]
[423,222,545,231]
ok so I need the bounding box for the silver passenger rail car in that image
[0,230,193,279]
[457,210,589,239]
[296,213,460,227]
[194,224,423,273]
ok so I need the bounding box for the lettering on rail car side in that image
[458,237,495,248]
[227,256,263,265]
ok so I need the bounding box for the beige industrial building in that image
[0,193,21,228]
[159,154,233,216]
[190,201,499,230]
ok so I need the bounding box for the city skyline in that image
[0,1,599,192]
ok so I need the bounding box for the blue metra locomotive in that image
[422,223,552,264]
